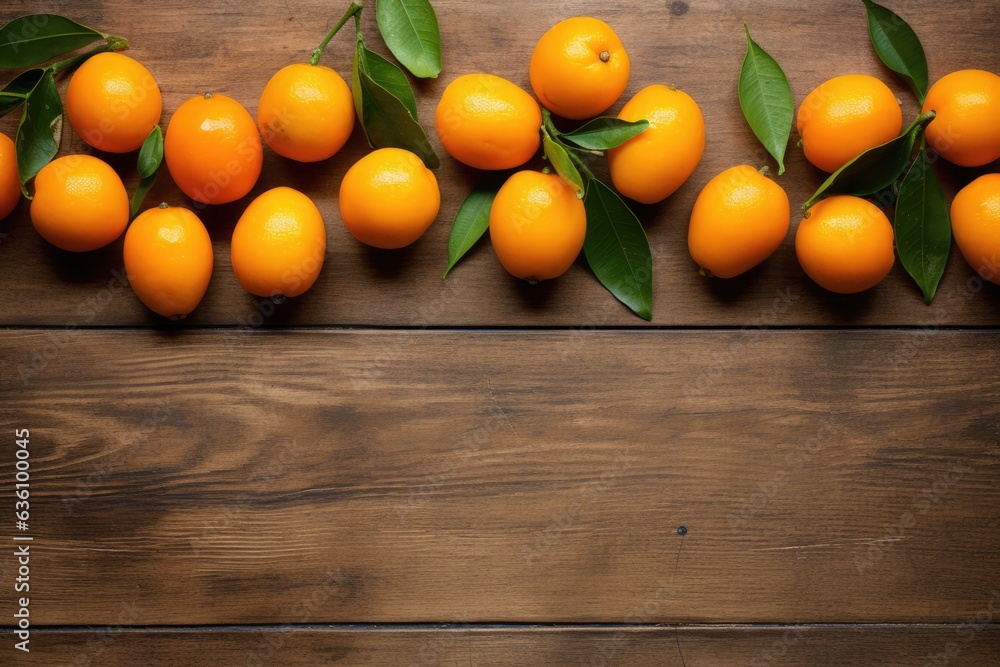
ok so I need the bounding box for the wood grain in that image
[5,625,1000,666]
[1,1,998,659]
[2,330,997,625]
[0,0,998,326]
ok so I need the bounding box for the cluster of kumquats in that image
[0,2,998,321]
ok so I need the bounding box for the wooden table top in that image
[1,0,998,665]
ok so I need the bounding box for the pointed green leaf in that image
[561,117,649,151]
[376,0,442,79]
[584,179,653,321]
[0,14,106,68]
[803,112,933,210]
[0,68,44,118]
[894,142,949,304]
[739,25,794,175]
[137,125,163,179]
[359,45,419,119]
[444,182,498,278]
[351,43,365,129]
[15,70,62,197]
[130,126,163,218]
[543,136,584,199]
[862,0,928,104]
[129,174,157,220]
[353,41,439,168]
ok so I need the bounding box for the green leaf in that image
[560,117,649,151]
[894,142,949,304]
[130,174,157,220]
[0,68,44,118]
[862,0,928,104]
[803,111,933,210]
[15,70,62,197]
[443,182,498,278]
[0,14,106,69]
[376,0,442,79]
[351,41,364,131]
[137,125,163,179]
[358,44,419,119]
[584,179,653,321]
[130,126,163,218]
[353,41,439,168]
[738,24,794,175]
[543,136,584,199]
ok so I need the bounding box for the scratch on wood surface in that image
[751,537,908,552]
[282,0,306,27]
[671,533,686,587]
[675,627,688,667]
[487,378,520,438]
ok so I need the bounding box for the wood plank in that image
[1,0,998,326]
[3,625,1000,666]
[1,330,997,625]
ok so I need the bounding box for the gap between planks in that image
[6,622,999,633]
[1,324,999,332]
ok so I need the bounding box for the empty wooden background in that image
[1,0,998,664]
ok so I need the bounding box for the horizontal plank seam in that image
[1,325,999,332]
[2,622,998,633]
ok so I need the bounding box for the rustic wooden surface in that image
[2,330,999,626]
[5,625,1000,666]
[1,0,999,663]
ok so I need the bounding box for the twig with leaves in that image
[0,15,131,196]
